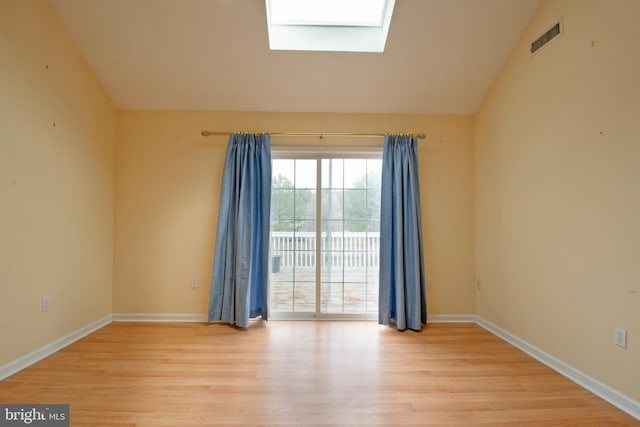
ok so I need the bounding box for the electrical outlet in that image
[41,297,51,312]
[476,280,482,290]
[191,277,198,289]
[427,278,432,289]
[614,327,627,349]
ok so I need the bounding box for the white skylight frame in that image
[266,0,396,53]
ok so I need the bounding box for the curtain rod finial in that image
[416,133,426,139]
[201,130,210,137]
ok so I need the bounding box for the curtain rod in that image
[200,130,426,139]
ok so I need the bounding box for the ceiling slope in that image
[49,0,539,114]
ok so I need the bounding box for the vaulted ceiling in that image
[49,0,540,114]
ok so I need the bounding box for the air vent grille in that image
[530,19,563,56]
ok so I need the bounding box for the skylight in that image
[266,0,395,52]
[269,0,386,27]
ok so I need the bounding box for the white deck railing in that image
[271,232,380,269]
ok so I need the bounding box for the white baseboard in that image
[428,314,478,323]
[476,316,640,421]
[0,314,112,381]
[112,313,207,322]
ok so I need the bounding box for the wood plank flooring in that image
[0,322,637,426]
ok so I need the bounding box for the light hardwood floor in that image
[0,322,637,426]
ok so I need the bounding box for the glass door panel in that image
[271,159,316,313]
[319,158,381,315]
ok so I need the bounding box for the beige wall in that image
[0,0,116,365]
[475,0,640,401]
[114,111,475,316]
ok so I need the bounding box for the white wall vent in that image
[530,18,563,56]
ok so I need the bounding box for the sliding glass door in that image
[270,153,381,319]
